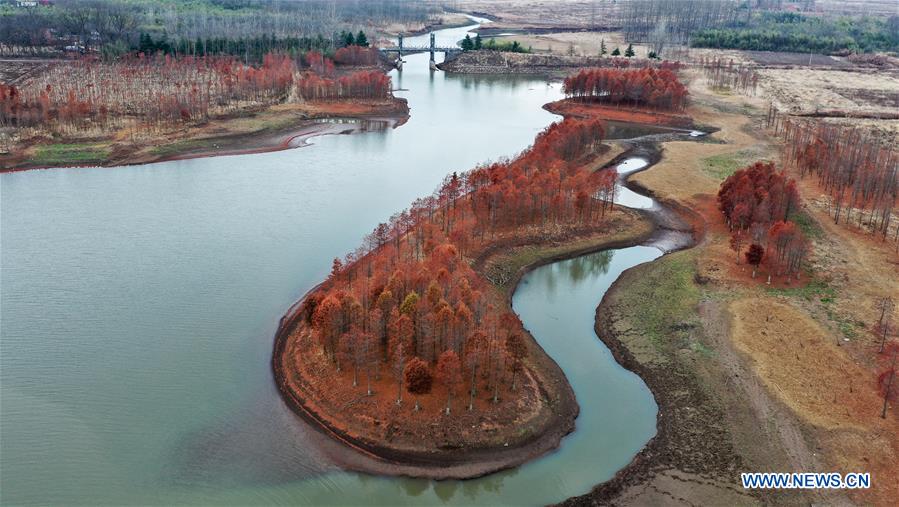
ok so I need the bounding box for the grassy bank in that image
[28,142,112,167]
[563,248,813,506]
[610,250,701,351]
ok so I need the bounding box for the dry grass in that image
[729,296,899,505]
[457,0,616,28]
[814,0,899,16]
[630,74,899,504]
[730,297,885,430]
[376,12,473,39]
[630,72,770,203]
[487,31,650,58]
[760,68,899,115]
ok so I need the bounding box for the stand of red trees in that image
[563,67,688,111]
[767,107,898,243]
[297,117,616,414]
[0,50,393,131]
[333,45,380,66]
[718,161,809,281]
[295,70,391,101]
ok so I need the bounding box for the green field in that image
[29,143,111,166]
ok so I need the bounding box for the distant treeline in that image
[691,12,899,54]
[0,0,433,57]
[460,34,529,53]
[620,0,744,44]
[129,31,370,62]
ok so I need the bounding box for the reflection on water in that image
[567,249,613,283]
[448,72,554,92]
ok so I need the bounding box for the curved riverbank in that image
[0,99,409,173]
[270,116,709,479]
[272,208,659,479]
[561,141,769,506]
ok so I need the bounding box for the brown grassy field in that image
[627,69,899,505]
[482,31,651,59]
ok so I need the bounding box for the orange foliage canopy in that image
[333,45,380,66]
[300,117,617,399]
[718,162,808,279]
[0,51,394,129]
[563,67,688,111]
[775,116,898,240]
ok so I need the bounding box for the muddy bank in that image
[560,140,806,506]
[1,99,409,172]
[558,256,758,506]
[127,114,407,166]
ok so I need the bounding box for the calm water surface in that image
[614,158,655,209]
[2,21,662,505]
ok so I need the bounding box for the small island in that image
[273,66,689,478]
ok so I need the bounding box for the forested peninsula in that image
[273,67,690,476]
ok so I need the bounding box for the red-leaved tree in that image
[436,350,462,414]
[877,342,898,419]
[404,357,432,411]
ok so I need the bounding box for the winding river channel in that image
[2,20,694,506]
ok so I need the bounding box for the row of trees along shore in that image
[766,107,899,243]
[0,46,388,133]
[296,114,621,414]
[717,162,806,282]
[562,67,688,111]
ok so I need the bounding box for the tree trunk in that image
[446,391,452,415]
[469,366,477,410]
[881,355,895,419]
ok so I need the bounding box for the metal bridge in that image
[379,33,462,66]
